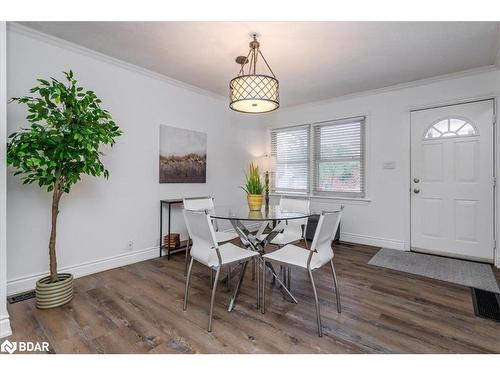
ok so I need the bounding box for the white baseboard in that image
[0,315,12,338]
[6,230,406,295]
[7,246,160,295]
[340,232,406,250]
[6,226,261,296]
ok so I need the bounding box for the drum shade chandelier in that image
[229,34,279,114]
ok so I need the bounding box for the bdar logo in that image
[1,339,17,354]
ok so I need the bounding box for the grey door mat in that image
[368,248,500,293]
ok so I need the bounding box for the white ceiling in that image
[19,22,500,107]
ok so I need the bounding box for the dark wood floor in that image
[7,242,500,353]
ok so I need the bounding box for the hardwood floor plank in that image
[6,243,500,353]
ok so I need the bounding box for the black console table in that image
[159,197,201,259]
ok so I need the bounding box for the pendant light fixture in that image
[229,34,279,113]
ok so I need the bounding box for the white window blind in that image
[313,117,365,197]
[270,125,310,194]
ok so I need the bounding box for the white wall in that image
[6,26,266,294]
[264,68,500,266]
[6,25,500,299]
[0,21,12,338]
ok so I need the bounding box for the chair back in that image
[308,209,342,267]
[183,197,219,231]
[279,197,310,238]
[183,209,221,267]
[183,197,214,212]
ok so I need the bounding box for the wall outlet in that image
[127,240,134,251]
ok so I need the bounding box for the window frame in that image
[423,115,478,140]
[269,115,367,200]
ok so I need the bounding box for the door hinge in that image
[494,177,497,187]
[493,240,497,250]
[493,114,497,126]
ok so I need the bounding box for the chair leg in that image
[184,238,190,276]
[252,257,256,281]
[183,257,194,310]
[208,267,221,332]
[261,259,266,314]
[256,258,260,309]
[281,266,291,290]
[227,267,232,291]
[210,268,214,289]
[307,268,322,337]
[228,261,248,312]
[329,260,341,313]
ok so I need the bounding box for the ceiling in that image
[19,22,500,107]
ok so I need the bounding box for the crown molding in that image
[7,22,500,111]
[7,22,227,103]
[495,24,500,68]
[279,65,500,113]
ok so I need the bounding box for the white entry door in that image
[410,100,495,262]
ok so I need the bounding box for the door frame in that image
[409,97,497,264]
[0,21,12,338]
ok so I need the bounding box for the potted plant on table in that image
[7,71,123,309]
[241,162,264,211]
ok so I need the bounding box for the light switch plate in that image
[383,161,396,169]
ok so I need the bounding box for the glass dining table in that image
[211,204,315,311]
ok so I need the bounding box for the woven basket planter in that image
[247,194,263,211]
[36,273,73,309]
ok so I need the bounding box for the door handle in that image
[413,178,420,183]
[413,188,420,194]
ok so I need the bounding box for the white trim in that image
[341,232,406,250]
[278,65,500,112]
[0,21,11,340]
[409,96,498,113]
[409,98,498,265]
[494,24,500,68]
[494,98,500,268]
[0,316,12,338]
[9,24,498,113]
[270,116,368,199]
[7,245,161,295]
[7,22,226,103]
[6,226,261,294]
[270,193,371,205]
[310,195,371,204]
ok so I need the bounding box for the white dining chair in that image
[265,196,310,247]
[260,196,310,289]
[183,197,239,277]
[261,209,343,337]
[183,209,258,332]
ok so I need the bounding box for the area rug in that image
[368,248,500,293]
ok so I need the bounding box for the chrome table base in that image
[227,219,297,311]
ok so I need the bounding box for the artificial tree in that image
[7,71,123,284]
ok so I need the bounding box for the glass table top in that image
[210,204,313,221]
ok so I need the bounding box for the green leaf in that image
[7,70,123,193]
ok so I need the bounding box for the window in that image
[270,116,366,198]
[313,117,366,197]
[270,125,310,194]
[424,117,477,139]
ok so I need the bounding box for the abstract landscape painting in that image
[159,125,207,183]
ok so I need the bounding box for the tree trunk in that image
[48,186,63,283]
